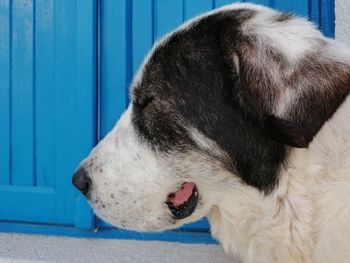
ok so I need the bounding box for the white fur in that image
[85,99,350,262]
[86,102,350,262]
[244,12,323,62]
[83,106,216,231]
[83,106,174,231]
[205,95,350,263]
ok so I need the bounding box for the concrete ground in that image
[0,233,233,263]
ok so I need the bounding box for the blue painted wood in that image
[53,0,97,226]
[132,0,153,73]
[35,0,54,188]
[75,194,96,229]
[320,0,335,37]
[100,0,129,137]
[0,186,55,222]
[0,0,11,185]
[155,0,183,39]
[249,0,271,5]
[184,0,213,20]
[310,0,335,37]
[310,0,321,26]
[53,0,81,225]
[11,0,35,186]
[274,0,309,17]
[0,0,96,226]
[215,0,240,8]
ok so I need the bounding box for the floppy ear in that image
[219,11,350,148]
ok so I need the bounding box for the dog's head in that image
[73,3,350,231]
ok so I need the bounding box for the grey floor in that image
[0,233,233,263]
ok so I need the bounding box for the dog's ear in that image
[218,11,350,148]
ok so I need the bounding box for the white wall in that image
[335,0,350,46]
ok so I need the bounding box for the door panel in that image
[0,0,11,186]
[0,0,96,227]
[100,0,129,136]
[11,0,35,186]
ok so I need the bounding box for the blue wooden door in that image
[0,0,96,228]
[99,0,334,234]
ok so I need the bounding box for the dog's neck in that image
[208,163,315,262]
[307,94,350,171]
[208,95,350,262]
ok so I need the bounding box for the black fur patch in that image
[131,8,350,192]
[131,9,287,192]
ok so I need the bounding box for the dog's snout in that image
[72,167,91,196]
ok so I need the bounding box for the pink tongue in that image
[168,182,195,207]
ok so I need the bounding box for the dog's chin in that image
[89,200,206,233]
[91,209,178,232]
[102,216,204,233]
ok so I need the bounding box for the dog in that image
[73,3,350,262]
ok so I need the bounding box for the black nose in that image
[72,167,91,196]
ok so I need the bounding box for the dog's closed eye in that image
[133,96,154,109]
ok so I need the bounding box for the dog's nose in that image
[72,167,91,196]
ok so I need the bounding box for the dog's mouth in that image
[166,182,198,219]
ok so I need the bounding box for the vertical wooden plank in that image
[249,0,271,6]
[75,195,96,229]
[155,0,183,40]
[74,0,97,229]
[100,0,128,137]
[310,0,321,27]
[184,0,213,21]
[75,0,97,166]
[0,0,10,185]
[132,0,153,74]
[274,0,309,17]
[35,0,54,187]
[53,0,77,224]
[320,0,335,37]
[11,0,34,186]
[215,0,239,8]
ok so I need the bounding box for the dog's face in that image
[73,4,350,232]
